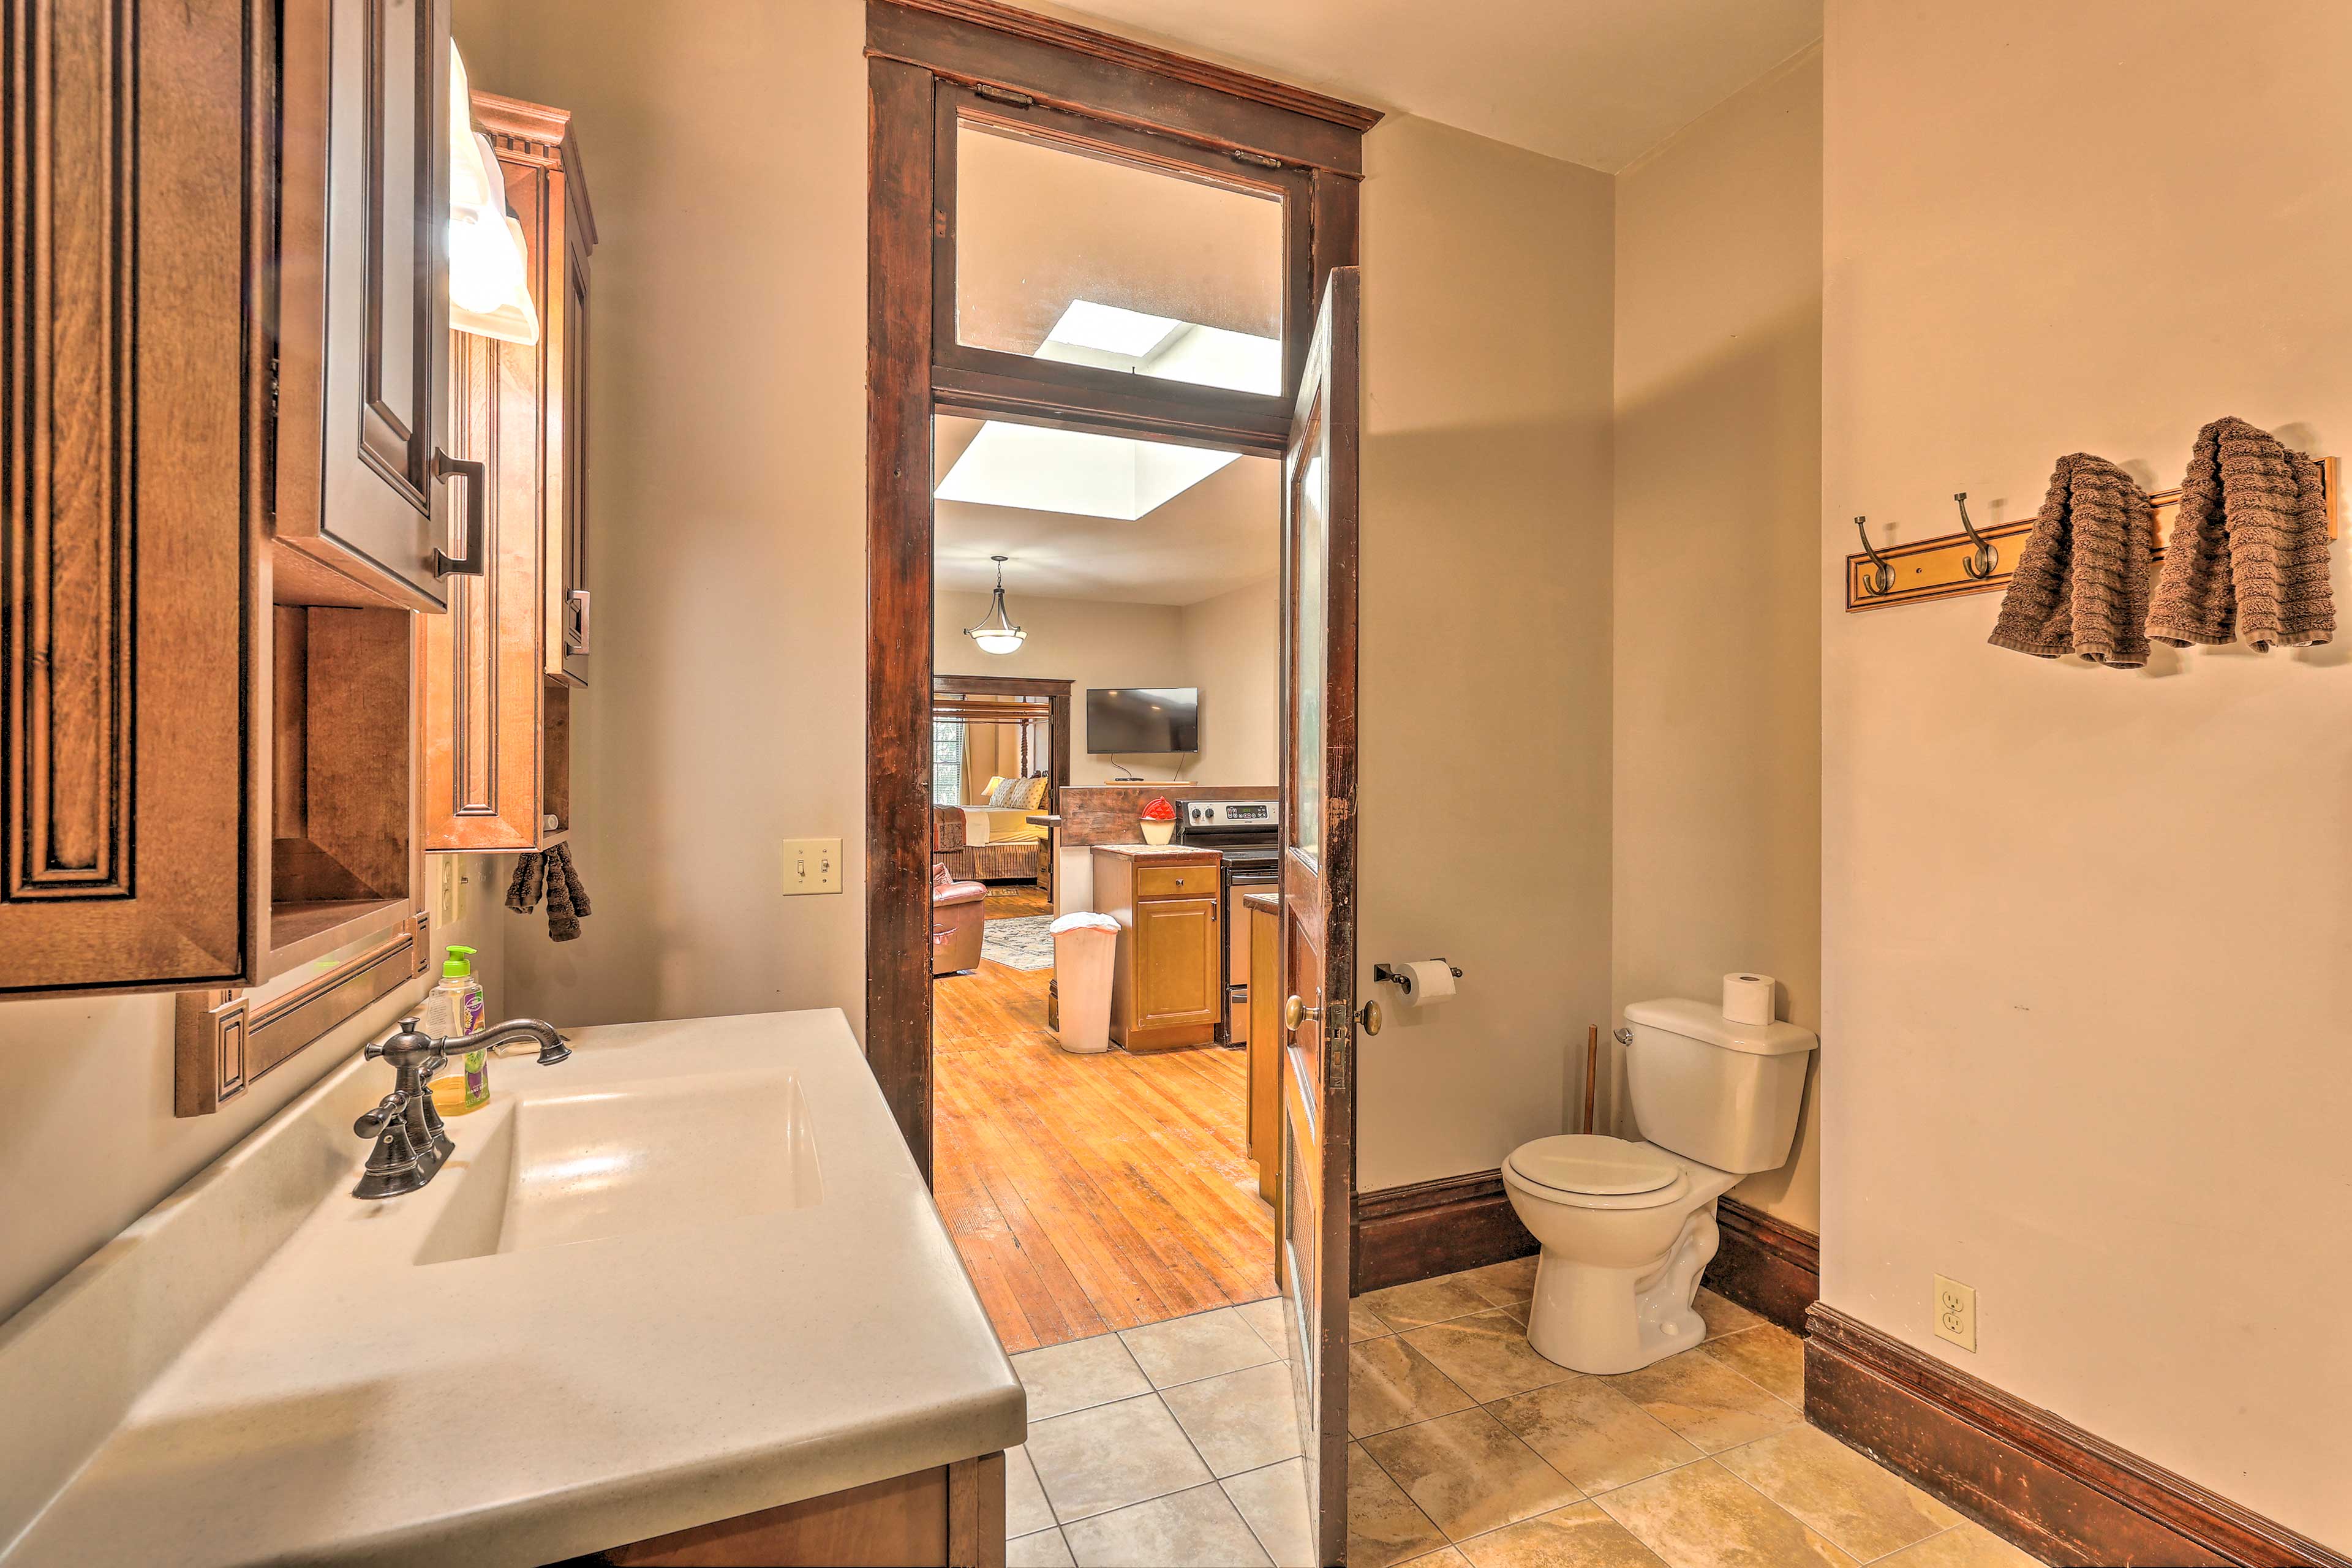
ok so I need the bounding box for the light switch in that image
[782,839,843,896]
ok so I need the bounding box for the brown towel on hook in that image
[503,843,592,941]
[2146,416,2335,651]
[1986,452,2154,667]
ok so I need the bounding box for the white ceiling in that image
[935,417,1278,606]
[1026,0,1822,172]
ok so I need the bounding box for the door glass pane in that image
[957,122,1284,396]
[1289,406,1325,862]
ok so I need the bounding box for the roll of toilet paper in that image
[1395,960,1457,1006]
[1722,973,1776,1025]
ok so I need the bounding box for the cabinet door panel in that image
[555,227,592,682]
[1136,897,1219,1027]
[276,0,453,611]
[1,0,263,993]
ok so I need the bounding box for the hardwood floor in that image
[934,957,1276,1354]
[982,883,1050,919]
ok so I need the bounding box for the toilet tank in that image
[1624,998,1817,1174]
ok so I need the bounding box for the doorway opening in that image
[930,412,1285,1351]
[866,6,1371,1556]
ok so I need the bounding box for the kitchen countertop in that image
[0,1011,1023,1568]
[1089,842,1218,859]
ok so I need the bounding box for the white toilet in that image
[1502,998,1817,1374]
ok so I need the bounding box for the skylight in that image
[933,301,1276,519]
[1046,300,1182,359]
[937,422,1238,520]
[1031,300,1282,396]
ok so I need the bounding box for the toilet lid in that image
[1508,1135,1681,1196]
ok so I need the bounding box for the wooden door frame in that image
[932,674,1072,809]
[865,0,1373,1180]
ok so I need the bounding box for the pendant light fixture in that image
[964,556,1027,655]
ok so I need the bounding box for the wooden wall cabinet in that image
[274,0,464,614]
[0,0,269,995]
[2,0,438,1015]
[418,93,595,853]
[1095,848,1223,1051]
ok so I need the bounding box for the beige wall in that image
[935,590,1186,786]
[1355,116,1616,1189]
[0,864,507,1322]
[473,0,872,1032]
[1823,1,2351,1546]
[1175,577,1280,785]
[1612,51,1822,1227]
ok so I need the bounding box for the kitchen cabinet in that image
[419,92,596,851]
[1093,847,1222,1051]
[1246,892,1281,1203]
[274,0,465,613]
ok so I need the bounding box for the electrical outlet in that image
[435,857,459,926]
[781,838,843,896]
[1933,1274,1977,1352]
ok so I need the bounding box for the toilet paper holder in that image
[1373,962,1463,985]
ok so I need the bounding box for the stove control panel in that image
[1186,800,1279,827]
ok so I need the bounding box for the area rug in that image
[983,915,1057,971]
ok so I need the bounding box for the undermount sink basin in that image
[418,1068,823,1264]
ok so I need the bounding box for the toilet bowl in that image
[1504,998,1817,1375]
[1502,1134,1736,1373]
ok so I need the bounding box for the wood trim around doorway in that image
[865,1,1367,1186]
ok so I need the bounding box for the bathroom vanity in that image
[0,1011,1022,1567]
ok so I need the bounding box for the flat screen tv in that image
[1087,687,1199,754]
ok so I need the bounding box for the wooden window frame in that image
[866,0,1374,1179]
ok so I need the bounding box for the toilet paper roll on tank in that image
[1721,972,1776,1025]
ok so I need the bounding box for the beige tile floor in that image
[1005,1264,2049,1568]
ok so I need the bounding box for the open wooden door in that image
[1278,266,1361,1566]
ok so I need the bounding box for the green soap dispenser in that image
[424,944,490,1115]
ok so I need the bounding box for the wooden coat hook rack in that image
[1845,457,2340,612]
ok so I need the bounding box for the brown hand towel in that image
[543,848,579,942]
[554,842,592,919]
[1986,453,2154,667]
[502,846,591,941]
[2146,416,2335,651]
[503,852,545,914]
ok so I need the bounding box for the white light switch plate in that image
[782,839,843,896]
[1933,1274,1977,1352]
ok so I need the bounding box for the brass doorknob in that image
[1357,1000,1382,1036]
[1284,995,1321,1031]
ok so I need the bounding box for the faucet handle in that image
[354,1087,412,1138]
[366,1020,429,1063]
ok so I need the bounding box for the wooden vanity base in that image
[599,1453,1004,1567]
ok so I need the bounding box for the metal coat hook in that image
[1953,492,2000,579]
[1853,516,1895,597]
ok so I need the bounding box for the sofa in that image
[932,864,986,976]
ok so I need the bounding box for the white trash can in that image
[1049,912,1120,1055]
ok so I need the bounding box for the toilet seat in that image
[1506,1136,1689,1210]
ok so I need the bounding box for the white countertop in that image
[0,1010,1023,1567]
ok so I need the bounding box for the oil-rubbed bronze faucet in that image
[352,1017,570,1199]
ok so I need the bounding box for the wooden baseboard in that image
[1703,1196,1819,1335]
[1351,1169,1532,1294]
[1806,1306,2346,1568]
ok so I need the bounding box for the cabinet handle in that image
[431,448,488,578]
